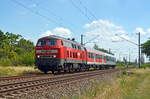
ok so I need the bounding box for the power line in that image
[78,0,98,20]
[77,0,114,41]
[83,35,100,45]
[30,0,63,24]
[29,0,77,31]
[70,0,93,22]
[12,0,62,27]
[73,0,112,45]
[115,33,141,68]
[116,34,138,46]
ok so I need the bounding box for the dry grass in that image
[94,79,122,99]
[68,68,150,99]
[0,66,42,77]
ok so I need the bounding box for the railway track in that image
[0,67,135,98]
[0,74,52,82]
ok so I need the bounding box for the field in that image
[69,68,150,99]
[0,66,42,77]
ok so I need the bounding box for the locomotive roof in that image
[40,35,68,40]
[40,35,84,46]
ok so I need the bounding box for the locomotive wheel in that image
[99,66,102,70]
[74,69,77,72]
[69,68,72,73]
[112,66,115,69]
[44,70,48,74]
[52,70,55,74]
[64,70,67,73]
[57,70,61,73]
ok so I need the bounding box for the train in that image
[35,35,116,74]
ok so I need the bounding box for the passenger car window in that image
[61,41,63,45]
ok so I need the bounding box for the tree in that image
[5,32,21,46]
[17,38,34,52]
[0,30,6,48]
[141,40,150,60]
[0,29,35,66]
[93,44,114,55]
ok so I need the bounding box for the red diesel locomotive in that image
[35,35,116,74]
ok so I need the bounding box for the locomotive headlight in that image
[51,50,58,53]
[37,55,40,58]
[53,55,56,58]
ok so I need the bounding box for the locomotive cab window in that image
[48,40,57,46]
[37,40,46,46]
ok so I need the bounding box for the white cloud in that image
[147,28,150,33]
[115,30,126,34]
[120,34,130,40]
[111,36,121,41]
[41,27,71,38]
[42,30,53,37]
[84,19,126,42]
[84,20,122,29]
[135,27,146,34]
[53,27,71,38]
[83,19,135,61]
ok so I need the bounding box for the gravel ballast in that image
[8,71,119,99]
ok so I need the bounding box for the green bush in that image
[116,61,124,67]
[23,52,34,66]
[11,54,23,66]
[15,48,24,55]
[0,57,12,66]
[141,63,150,69]
[122,70,128,75]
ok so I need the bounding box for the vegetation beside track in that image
[0,65,130,77]
[0,30,35,66]
[0,62,149,77]
[64,68,150,99]
[0,66,42,77]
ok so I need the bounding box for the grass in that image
[0,66,42,77]
[63,68,150,99]
[141,63,150,69]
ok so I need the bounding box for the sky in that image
[0,0,150,62]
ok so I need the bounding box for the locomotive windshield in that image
[48,40,57,46]
[37,40,46,46]
[37,39,57,46]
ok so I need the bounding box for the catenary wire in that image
[70,0,93,22]
[78,0,98,20]
[12,0,62,27]
[29,0,77,31]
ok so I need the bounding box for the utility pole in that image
[119,52,121,61]
[109,48,111,53]
[129,48,130,65]
[115,33,141,68]
[81,34,83,45]
[126,55,128,67]
[138,32,141,68]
